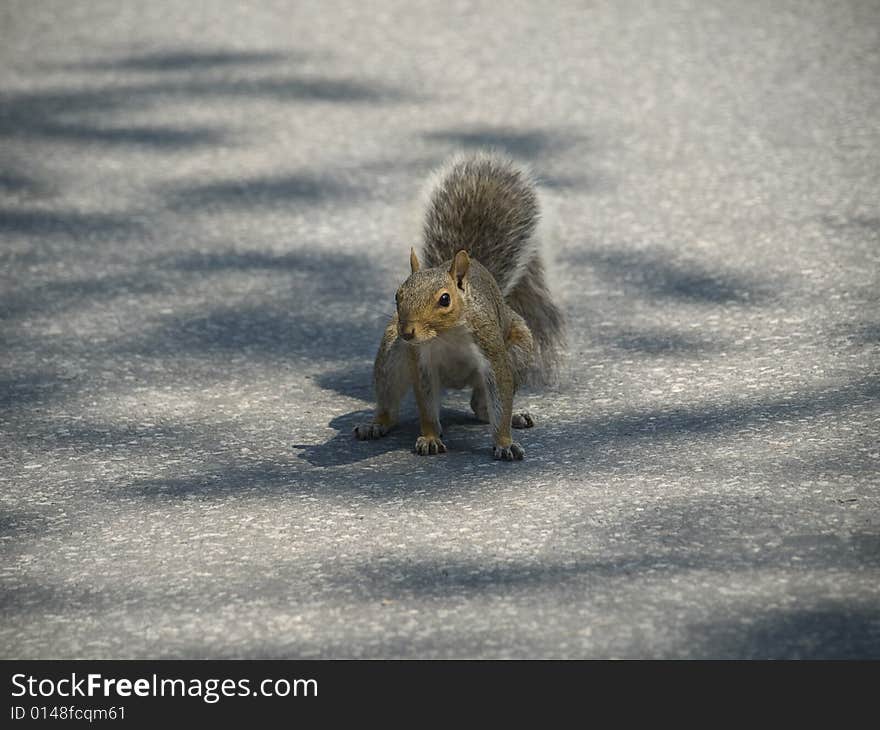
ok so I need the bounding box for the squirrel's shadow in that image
[292,409,403,467]
[293,408,490,467]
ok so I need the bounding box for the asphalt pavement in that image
[1,0,878,658]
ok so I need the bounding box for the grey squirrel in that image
[354,151,565,460]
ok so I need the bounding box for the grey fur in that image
[505,256,566,383]
[481,367,504,438]
[420,151,566,382]
[416,347,443,435]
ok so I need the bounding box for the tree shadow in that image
[0,86,227,148]
[314,527,880,601]
[423,125,592,189]
[694,606,880,659]
[64,49,289,72]
[0,48,408,150]
[789,445,880,484]
[0,208,143,238]
[424,126,580,160]
[42,123,227,148]
[0,244,396,422]
[1,270,166,320]
[164,249,369,274]
[130,459,309,499]
[0,171,47,196]
[117,248,392,363]
[606,496,880,570]
[596,328,724,356]
[0,509,50,539]
[124,305,379,362]
[569,247,774,305]
[821,214,880,241]
[165,173,362,211]
[571,374,879,446]
[204,76,404,103]
[291,372,879,481]
[3,487,877,657]
[0,374,68,416]
[842,321,880,346]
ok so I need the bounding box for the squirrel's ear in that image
[410,247,420,274]
[449,250,470,290]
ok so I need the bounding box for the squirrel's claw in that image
[493,442,525,461]
[414,436,446,456]
[354,421,390,440]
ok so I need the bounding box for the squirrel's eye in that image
[438,293,451,307]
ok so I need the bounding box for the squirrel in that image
[354,151,565,460]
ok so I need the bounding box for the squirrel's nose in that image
[398,323,416,341]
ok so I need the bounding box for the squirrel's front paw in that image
[354,421,390,440]
[414,435,447,455]
[493,442,524,461]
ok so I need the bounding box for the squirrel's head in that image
[395,248,469,343]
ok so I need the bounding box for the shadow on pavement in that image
[165,173,363,211]
[5,498,876,658]
[424,126,580,160]
[0,47,407,150]
[0,374,68,416]
[318,529,880,598]
[592,327,724,356]
[116,248,391,363]
[569,247,776,305]
[570,375,879,444]
[62,49,290,72]
[423,125,594,189]
[1,270,165,320]
[693,605,880,659]
[112,372,880,500]
[0,208,144,238]
[0,171,48,196]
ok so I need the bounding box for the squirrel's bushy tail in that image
[420,151,566,382]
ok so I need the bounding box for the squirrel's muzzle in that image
[398,322,416,341]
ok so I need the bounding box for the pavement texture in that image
[1,1,878,658]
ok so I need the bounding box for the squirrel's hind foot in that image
[354,421,391,440]
[493,442,525,461]
[511,412,534,429]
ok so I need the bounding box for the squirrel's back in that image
[420,151,565,382]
